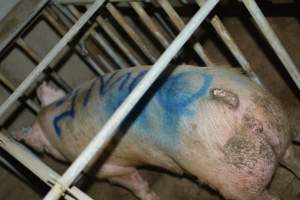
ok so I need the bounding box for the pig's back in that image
[38,65,265,170]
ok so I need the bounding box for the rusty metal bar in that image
[241,0,300,90]
[106,3,159,63]
[0,73,40,113]
[68,5,128,69]
[94,14,144,66]
[16,39,73,91]
[157,0,213,65]
[43,1,218,199]
[43,9,105,75]
[130,2,170,48]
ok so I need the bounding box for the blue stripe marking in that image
[83,81,96,107]
[53,90,78,137]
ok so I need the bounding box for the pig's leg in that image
[37,82,66,106]
[95,164,159,200]
[280,145,300,179]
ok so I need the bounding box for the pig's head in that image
[12,122,66,161]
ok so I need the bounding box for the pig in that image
[12,65,300,200]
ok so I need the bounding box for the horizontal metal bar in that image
[16,38,73,92]
[0,132,93,200]
[43,1,218,199]
[0,73,40,113]
[0,0,106,117]
[43,8,105,75]
[157,0,213,65]
[241,0,300,90]
[0,0,49,54]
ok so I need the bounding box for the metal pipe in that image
[130,2,170,48]
[209,15,262,85]
[0,132,93,200]
[43,9,105,75]
[68,5,129,69]
[16,38,73,92]
[43,1,218,199]
[0,73,40,113]
[157,0,213,65]
[94,14,144,66]
[241,0,300,90]
[0,0,106,117]
[106,3,159,63]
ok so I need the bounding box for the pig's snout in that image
[210,88,239,109]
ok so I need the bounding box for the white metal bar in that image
[241,0,300,90]
[0,0,106,117]
[209,15,262,85]
[43,1,219,199]
[0,132,93,200]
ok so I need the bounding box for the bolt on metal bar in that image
[0,0,106,117]
[94,14,144,66]
[16,38,73,92]
[0,132,93,200]
[209,16,262,85]
[43,1,219,199]
[241,0,300,90]
[157,0,213,65]
[43,9,105,75]
[130,2,170,48]
[68,5,129,68]
[0,73,40,113]
[106,3,159,63]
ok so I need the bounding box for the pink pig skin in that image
[13,65,299,200]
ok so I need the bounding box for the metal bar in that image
[209,15,262,85]
[0,73,40,113]
[16,38,73,92]
[43,1,218,199]
[43,9,105,75]
[0,132,93,200]
[94,14,144,66]
[0,0,106,117]
[241,0,300,90]
[106,3,159,63]
[157,0,213,65]
[130,2,170,48]
[68,5,128,69]
[57,0,144,4]
[0,0,49,54]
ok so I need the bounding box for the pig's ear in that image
[36,82,66,106]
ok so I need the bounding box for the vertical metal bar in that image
[16,38,73,91]
[241,0,300,89]
[157,0,213,65]
[106,3,159,63]
[94,14,144,66]
[43,1,219,199]
[130,2,170,48]
[43,9,105,75]
[209,16,262,85]
[0,0,106,117]
[68,5,129,68]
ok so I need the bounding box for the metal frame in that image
[0,0,299,200]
